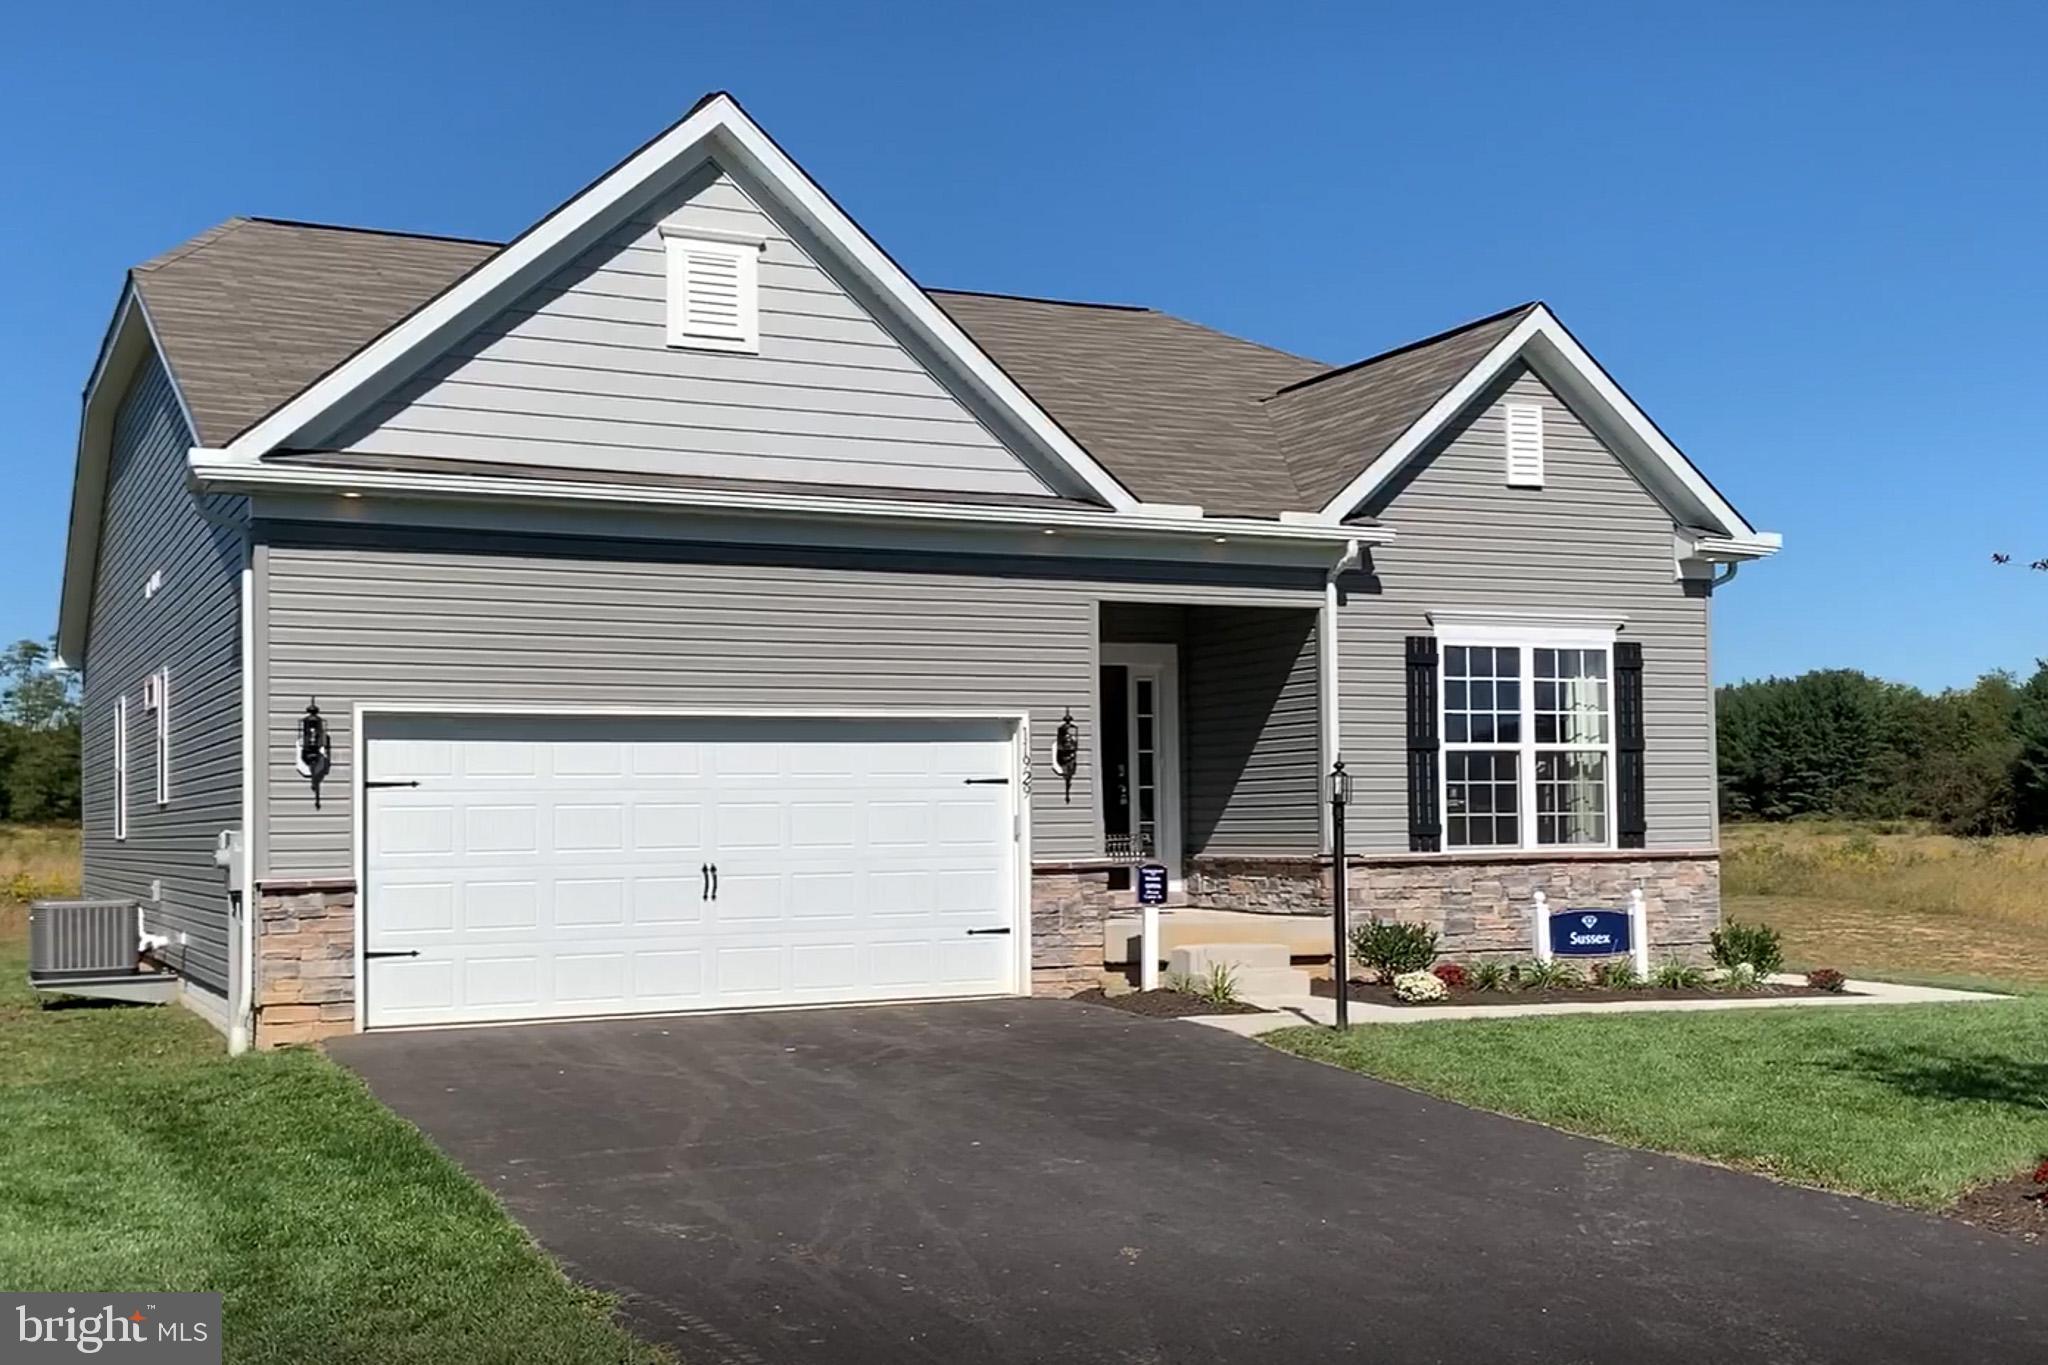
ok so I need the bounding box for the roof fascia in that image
[188,449,1383,550]
[1310,306,1769,544]
[211,95,1140,511]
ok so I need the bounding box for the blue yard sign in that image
[1136,864,1169,906]
[1549,909,1633,957]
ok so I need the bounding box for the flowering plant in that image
[2031,1158,2048,1187]
[1393,970,1448,1003]
[1431,962,1470,991]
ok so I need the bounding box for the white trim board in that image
[209,93,1139,513]
[194,451,1389,550]
[1311,304,1781,556]
[346,703,1036,1033]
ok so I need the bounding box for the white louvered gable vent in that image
[662,230,761,353]
[1504,402,1545,487]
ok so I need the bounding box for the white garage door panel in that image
[364,715,1018,1027]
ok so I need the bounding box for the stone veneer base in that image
[1188,852,1721,961]
[255,877,357,1048]
[256,870,1122,1039]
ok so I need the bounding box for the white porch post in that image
[1630,886,1651,978]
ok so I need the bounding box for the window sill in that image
[1350,847,1719,867]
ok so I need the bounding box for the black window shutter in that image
[1405,635,1441,852]
[1615,641,1646,848]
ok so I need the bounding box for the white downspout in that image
[1321,539,1363,850]
[229,551,255,1054]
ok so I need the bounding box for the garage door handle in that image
[966,927,1012,936]
[963,777,1010,785]
[364,949,420,960]
[710,863,719,899]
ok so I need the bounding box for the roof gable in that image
[205,93,1138,510]
[315,161,1073,502]
[1307,304,1774,548]
[1264,304,1534,510]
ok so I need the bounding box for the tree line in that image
[1717,662,2048,834]
[0,639,81,822]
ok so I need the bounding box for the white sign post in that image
[1140,903,1161,991]
[1531,890,1552,964]
[1629,887,1650,979]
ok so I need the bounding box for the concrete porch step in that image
[1104,908,1334,966]
[1166,943,1305,995]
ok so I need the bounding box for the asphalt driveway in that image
[331,1000,2046,1364]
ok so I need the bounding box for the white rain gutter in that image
[187,452,1395,550]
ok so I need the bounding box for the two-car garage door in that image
[362,715,1021,1028]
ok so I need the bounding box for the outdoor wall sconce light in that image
[1053,708,1080,801]
[297,698,333,808]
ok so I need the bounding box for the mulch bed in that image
[1948,1176,2048,1247]
[1073,988,1270,1017]
[1311,978,1855,1008]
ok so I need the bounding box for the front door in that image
[1099,644,1182,889]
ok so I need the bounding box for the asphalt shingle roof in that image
[127,216,1529,518]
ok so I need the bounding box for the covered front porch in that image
[1095,599,1334,915]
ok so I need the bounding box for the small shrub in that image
[2031,1157,2048,1187]
[1431,962,1470,991]
[1469,961,1510,992]
[1709,919,1784,978]
[1806,967,1848,993]
[1652,960,1707,990]
[1170,963,1241,1006]
[1592,959,1641,990]
[1349,919,1439,982]
[1392,969,1447,1003]
[1719,962,1762,991]
[1519,959,1583,991]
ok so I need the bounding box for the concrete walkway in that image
[1192,975,2012,1037]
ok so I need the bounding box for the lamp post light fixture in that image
[1329,759,1353,1030]
[297,698,333,809]
[1052,708,1080,800]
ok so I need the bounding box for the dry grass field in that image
[0,824,79,939]
[1723,821,2048,988]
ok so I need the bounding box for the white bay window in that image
[1437,620,1618,852]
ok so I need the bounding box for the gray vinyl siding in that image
[1338,364,1715,851]
[254,529,1322,877]
[1184,607,1321,856]
[79,352,244,993]
[324,162,1057,499]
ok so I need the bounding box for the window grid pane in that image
[1536,750,1608,846]
[1443,644,1520,747]
[1445,749,1520,848]
[1534,647,1609,746]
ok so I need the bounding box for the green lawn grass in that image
[1267,999,2048,1208]
[0,923,665,1364]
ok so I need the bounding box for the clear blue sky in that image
[4,1,2040,690]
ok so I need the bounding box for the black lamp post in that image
[1329,759,1353,1030]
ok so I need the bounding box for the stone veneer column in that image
[1357,853,1721,962]
[1029,866,1117,995]
[254,877,358,1047]
[1185,851,1721,963]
